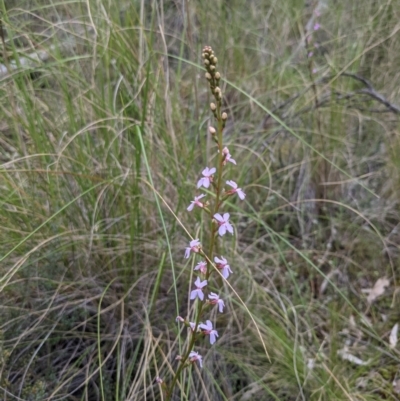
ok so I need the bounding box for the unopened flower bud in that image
[212,56,218,65]
[222,112,228,120]
[155,377,163,384]
[204,59,210,65]
[210,102,217,111]
[202,52,206,59]
[209,126,216,135]
[209,65,215,72]
[205,72,212,80]
[215,71,221,80]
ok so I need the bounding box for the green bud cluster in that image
[202,46,228,132]
[202,46,221,102]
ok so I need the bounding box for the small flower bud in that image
[202,52,206,59]
[204,59,210,65]
[214,87,222,99]
[209,65,215,72]
[205,72,212,80]
[215,72,221,80]
[209,126,216,135]
[155,377,163,384]
[212,56,218,65]
[210,102,217,111]
[222,112,228,120]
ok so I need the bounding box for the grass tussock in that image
[1,0,400,400]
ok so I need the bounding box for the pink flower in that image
[214,256,233,279]
[208,292,225,313]
[190,277,208,301]
[222,147,236,165]
[199,320,219,345]
[197,167,216,189]
[176,316,185,322]
[226,180,246,200]
[194,260,207,274]
[187,194,206,211]
[185,239,201,258]
[189,350,203,368]
[314,23,320,31]
[155,376,163,384]
[214,213,234,236]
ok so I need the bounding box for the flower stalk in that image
[158,46,246,400]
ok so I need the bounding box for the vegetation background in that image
[1,0,400,400]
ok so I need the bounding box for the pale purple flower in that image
[308,51,313,58]
[187,194,206,211]
[176,316,185,322]
[190,277,208,301]
[189,350,203,368]
[155,376,163,384]
[194,260,207,275]
[208,292,225,313]
[189,321,199,331]
[197,167,216,189]
[314,23,320,31]
[214,213,234,236]
[222,147,236,165]
[185,239,201,258]
[214,256,233,279]
[226,180,246,200]
[199,320,219,345]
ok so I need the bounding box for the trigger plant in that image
[157,46,246,400]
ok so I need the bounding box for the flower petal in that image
[214,213,223,222]
[226,180,237,189]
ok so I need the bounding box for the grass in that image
[1,0,400,400]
